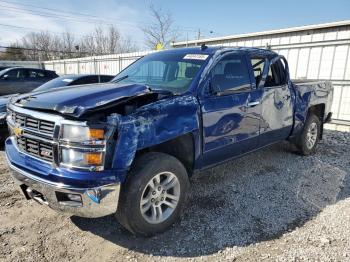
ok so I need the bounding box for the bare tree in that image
[62,31,76,58]
[142,4,178,49]
[79,25,138,55]
[4,25,139,61]
[0,44,26,60]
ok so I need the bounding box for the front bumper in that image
[5,137,122,218]
[7,157,120,218]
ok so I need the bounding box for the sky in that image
[0,0,349,50]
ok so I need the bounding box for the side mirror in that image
[1,75,9,80]
[208,78,221,96]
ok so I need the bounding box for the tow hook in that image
[26,188,49,206]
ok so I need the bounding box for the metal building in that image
[44,20,350,122]
[172,20,350,123]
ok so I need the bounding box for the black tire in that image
[295,114,321,155]
[116,152,190,236]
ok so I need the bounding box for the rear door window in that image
[250,57,266,87]
[265,58,287,87]
[5,69,27,79]
[27,69,46,79]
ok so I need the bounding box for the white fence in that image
[0,60,44,69]
[43,51,153,76]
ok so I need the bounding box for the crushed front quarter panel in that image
[111,95,200,174]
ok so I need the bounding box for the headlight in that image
[61,124,105,144]
[61,149,104,170]
[60,124,106,170]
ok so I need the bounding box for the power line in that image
[0,0,214,34]
[0,0,138,27]
[0,0,111,20]
[0,22,145,45]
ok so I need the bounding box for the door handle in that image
[247,101,260,107]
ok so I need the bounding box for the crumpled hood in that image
[11,83,156,118]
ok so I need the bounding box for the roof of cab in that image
[156,46,278,59]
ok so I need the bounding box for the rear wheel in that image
[116,152,189,236]
[295,114,321,155]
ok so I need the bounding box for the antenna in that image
[201,43,208,50]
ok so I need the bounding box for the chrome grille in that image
[16,136,54,162]
[11,110,55,136]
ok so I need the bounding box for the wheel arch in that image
[307,103,325,139]
[135,132,195,176]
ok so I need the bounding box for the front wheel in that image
[116,152,190,236]
[295,114,321,155]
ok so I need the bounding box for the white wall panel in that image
[331,46,348,79]
[300,34,312,43]
[270,37,280,45]
[324,31,337,41]
[296,48,310,79]
[338,86,350,120]
[345,50,350,79]
[307,47,322,79]
[312,33,324,42]
[287,49,299,78]
[337,29,350,39]
[280,36,290,45]
[331,86,342,118]
[319,46,335,79]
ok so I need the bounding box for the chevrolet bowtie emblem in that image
[13,126,23,137]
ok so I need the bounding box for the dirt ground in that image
[1,129,350,262]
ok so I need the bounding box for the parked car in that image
[33,74,114,92]
[0,66,12,71]
[0,74,114,142]
[5,47,333,236]
[0,67,58,95]
[0,95,8,142]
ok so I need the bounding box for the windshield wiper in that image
[112,75,129,83]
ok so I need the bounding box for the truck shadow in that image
[71,130,350,257]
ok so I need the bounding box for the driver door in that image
[199,53,262,167]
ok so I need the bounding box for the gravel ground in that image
[0,128,349,261]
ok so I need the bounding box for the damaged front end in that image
[5,83,200,217]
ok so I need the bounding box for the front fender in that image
[111,95,201,175]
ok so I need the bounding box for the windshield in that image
[33,77,75,92]
[111,52,209,93]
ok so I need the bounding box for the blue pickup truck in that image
[5,46,333,236]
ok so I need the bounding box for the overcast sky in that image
[0,0,349,49]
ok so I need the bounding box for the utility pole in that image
[197,29,201,40]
